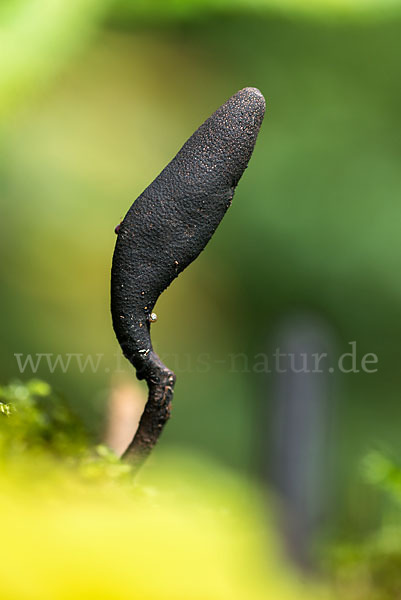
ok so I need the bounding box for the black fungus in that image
[111,87,266,465]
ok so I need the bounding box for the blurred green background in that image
[1,0,401,540]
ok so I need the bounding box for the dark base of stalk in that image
[123,361,176,469]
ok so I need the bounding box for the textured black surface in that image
[111,87,265,463]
